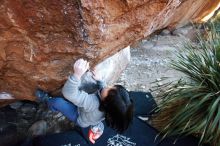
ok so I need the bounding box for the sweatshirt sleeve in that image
[62,75,97,111]
[96,80,107,89]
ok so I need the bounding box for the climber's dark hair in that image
[99,85,134,133]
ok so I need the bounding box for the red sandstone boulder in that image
[0,0,219,104]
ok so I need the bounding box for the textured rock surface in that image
[0,25,199,145]
[0,0,219,103]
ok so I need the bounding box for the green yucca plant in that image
[156,25,220,146]
[206,9,220,34]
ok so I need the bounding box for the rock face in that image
[0,0,219,103]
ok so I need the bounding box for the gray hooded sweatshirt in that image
[62,75,105,128]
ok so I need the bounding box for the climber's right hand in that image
[73,58,89,80]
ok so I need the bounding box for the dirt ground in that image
[116,25,197,101]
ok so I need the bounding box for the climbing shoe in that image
[35,89,51,103]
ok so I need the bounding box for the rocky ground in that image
[0,24,199,146]
[117,24,198,100]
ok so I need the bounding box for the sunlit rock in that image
[0,0,219,104]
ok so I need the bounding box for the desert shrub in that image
[156,24,220,146]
